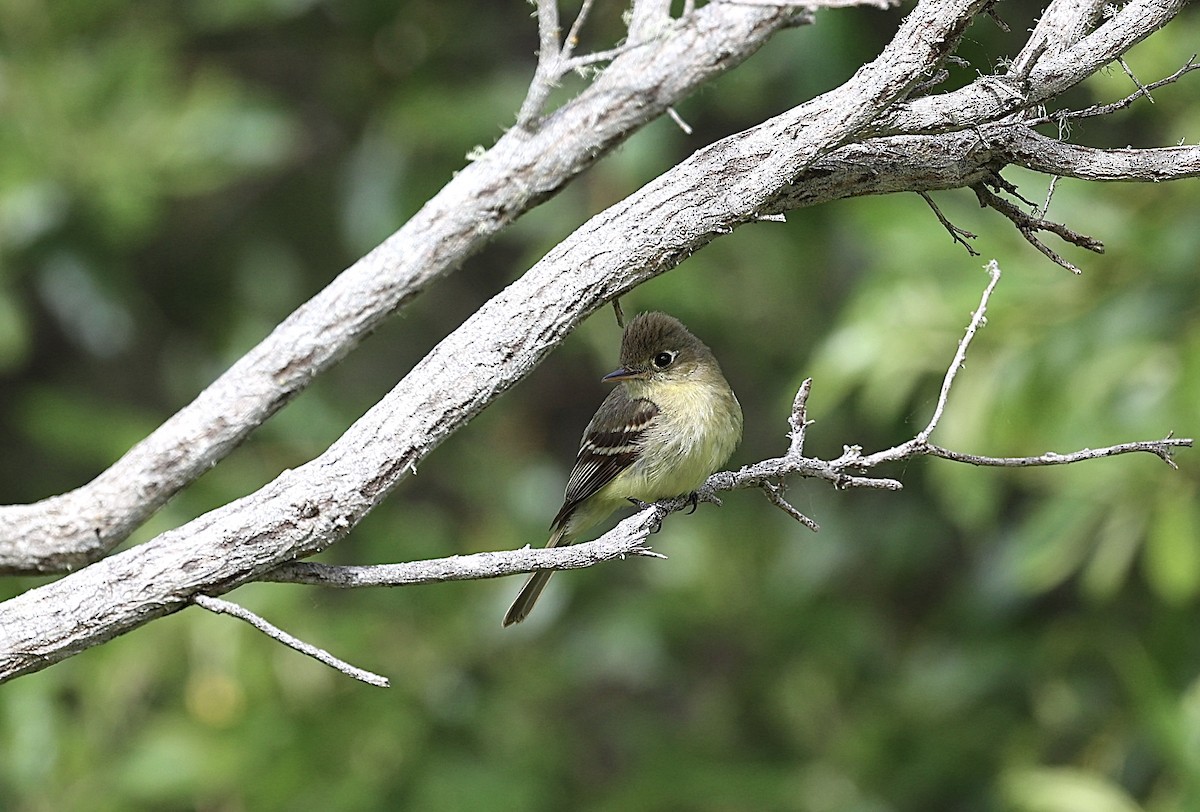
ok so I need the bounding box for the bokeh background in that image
[2,1,1199,810]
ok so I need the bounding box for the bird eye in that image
[652,351,676,369]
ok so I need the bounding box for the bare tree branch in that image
[0,0,1196,682]
[919,190,980,255]
[1028,54,1200,126]
[0,0,997,680]
[763,126,1200,221]
[265,515,669,588]
[873,0,1186,136]
[254,263,1188,609]
[1008,0,1104,77]
[971,180,1103,273]
[255,390,1191,603]
[991,127,1200,182]
[666,106,695,135]
[923,439,1190,469]
[0,1,813,572]
[255,431,1192,595]
[191,595,389,688]
[919,260,1000,442]
[1034,174,1060,219]
[758,481,821,531]
[627,0,673,40]
[562,0,598,60]
[4,0,1193,578]
[514,0,565,128]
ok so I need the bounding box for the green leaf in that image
[1001,767,1143,812]
[1143,481,1200,604]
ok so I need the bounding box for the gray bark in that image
[0,0,1196,682]
[0,1,809,572]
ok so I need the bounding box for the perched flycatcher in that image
[503,311,743,626]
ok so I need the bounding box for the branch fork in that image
[0,0,1196,687]
[268,261,1191,642]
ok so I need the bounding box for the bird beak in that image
[602,367,645,382]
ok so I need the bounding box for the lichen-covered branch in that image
[0,0,814,573]
[0,0,995,680]
[0,0,1195,683]
[253,263,1190,604]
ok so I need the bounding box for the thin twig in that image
[787,377,814,456]
[187,261,1196,623]
[919,191,980,256]
[562,0,598,59]
[259,427,1190,591]
[1028,55,1199,126]
[1035,174,1060,219]
[985,172,1037,208]
[909,68,950,98]
[984,1,1011,32]
[666,106,695,135]
[259,265,1194,593]
[266,518,668,588]
[563,43,640,72]
[192,595,389,688]
[972,181,1103,274]
[518,1,660,124]
[918,260,1000,442]
[925,438,1190,469]
[1117,56,1154,104]
[760,481,820,531]
[613,298,626,328]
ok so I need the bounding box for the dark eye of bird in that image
[653,351,675,369]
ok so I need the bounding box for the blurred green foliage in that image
[1,1,1199,810]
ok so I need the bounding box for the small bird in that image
[503,311,743,626]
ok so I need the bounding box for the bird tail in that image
[503,569,554,627]
[503,526,568,626]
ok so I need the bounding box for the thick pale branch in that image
[875,0,1186,136]
[1031,55,1200,126]
[4,0,1191,579]
[0,1,809,573]
[196,269,1192,628]
[2,0,1197,681]
[0,0,993,680]
[1009,0,1104,76]
[992,125,1200,182]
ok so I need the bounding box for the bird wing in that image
[551,387,659,532]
